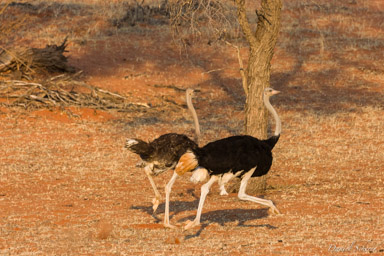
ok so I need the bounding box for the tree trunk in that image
[245,52,271,139]
[234,0,282,194]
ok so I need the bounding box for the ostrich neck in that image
[186,91,201,143]
[264,95,281,136]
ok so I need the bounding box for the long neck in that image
[186,91,201,144]
[263,94,281,136]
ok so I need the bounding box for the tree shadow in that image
[269,1,384,115]
[9,1,383,116]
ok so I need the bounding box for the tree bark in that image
[235,0,282,193]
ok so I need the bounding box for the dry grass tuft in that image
[0,1,28,45]
[96,221,114,240]
[165,235,182,245]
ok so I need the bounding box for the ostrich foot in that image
[152,198,160,214]
[220,190,229,196]
[163,222,176,229]
[219,185,229,196]
[184,219,200,230]
[269,205,281,215]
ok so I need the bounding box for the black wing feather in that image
[196,135,274,177]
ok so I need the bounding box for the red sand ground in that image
[0,0,383,255]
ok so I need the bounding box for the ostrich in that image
[125,89,231,213]
[125,89,199,213]
[163,87,281,229]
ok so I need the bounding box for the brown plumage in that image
[125,89,200,213]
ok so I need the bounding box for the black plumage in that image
[195,134,279,178]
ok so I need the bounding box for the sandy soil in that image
[0,0,383,255]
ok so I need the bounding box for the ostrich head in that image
[186,88,195,98]
[263,87,281,137]
[264,87,280,97]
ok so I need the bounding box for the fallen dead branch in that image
[0,38,75,78]
[0,73,150,111]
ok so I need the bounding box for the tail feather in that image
[125,139,139,148]
[125,138,153,160]
[266,135,280,150]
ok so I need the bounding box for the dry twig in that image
[0,73,149,111]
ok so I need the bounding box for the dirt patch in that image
[0,0,383,255]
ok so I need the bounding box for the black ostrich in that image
[163,87,282,229]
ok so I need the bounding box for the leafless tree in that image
[167,0,283,192]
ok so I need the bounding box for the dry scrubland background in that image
[0,0,383,255]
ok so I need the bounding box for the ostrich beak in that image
[272,90,280,95]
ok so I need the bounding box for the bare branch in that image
[234,0,257,47]
[167,0,240,44]
[225,41,248,96]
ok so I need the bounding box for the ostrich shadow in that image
[130,198,201,223]
[130,189,202,223]
[130,189,277,238]
[179,208,276,239]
